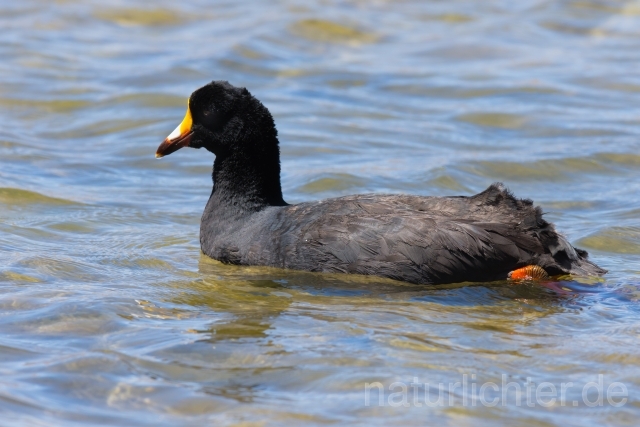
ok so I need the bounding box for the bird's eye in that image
[198,109,219,130]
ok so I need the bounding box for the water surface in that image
[1,0,640,425]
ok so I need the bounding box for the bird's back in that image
[202,183,605,285]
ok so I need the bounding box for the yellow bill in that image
[156,102,193,158]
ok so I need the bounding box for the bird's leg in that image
[507,265,550,280]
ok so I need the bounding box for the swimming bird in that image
[156,81,606,285]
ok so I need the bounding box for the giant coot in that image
[156,81,606,285]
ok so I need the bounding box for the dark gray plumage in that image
[157,81,606,285]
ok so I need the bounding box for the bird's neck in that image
[208,135,287,214]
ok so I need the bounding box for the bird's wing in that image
[289,196,544,284]
[277,183,603,283]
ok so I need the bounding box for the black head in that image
[156,81,286,208]
[156,81,274,158]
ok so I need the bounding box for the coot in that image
[156,81,605,285]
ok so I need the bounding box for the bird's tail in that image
[539,231,607,277]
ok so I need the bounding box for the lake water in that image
[1,0,640,425]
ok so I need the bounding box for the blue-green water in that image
[1,0,640,425]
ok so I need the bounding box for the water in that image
[1,0,640,425]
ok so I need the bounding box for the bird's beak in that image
[156,103,193,158]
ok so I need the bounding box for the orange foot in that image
[508,265,549,280]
